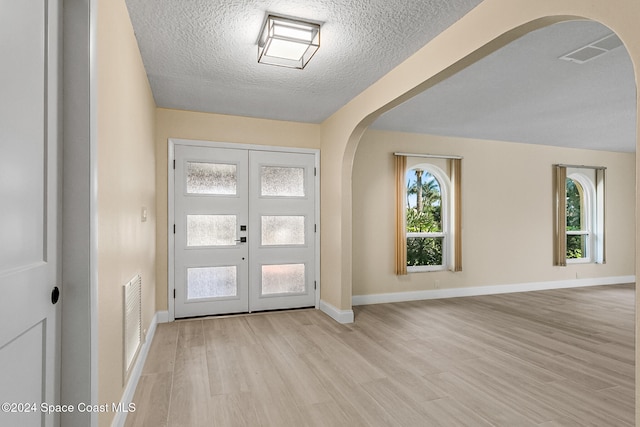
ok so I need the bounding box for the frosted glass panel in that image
[261,166,305,197]
[187,162,237,194]
[261,216,305,246]
[187,215,236,246]
[187,266,237,299]
[261,264,305,295]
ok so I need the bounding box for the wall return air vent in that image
[123,275,142,382]
[559,33,624,64]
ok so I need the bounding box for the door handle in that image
[235,237,247,243]
[51,286,60,305]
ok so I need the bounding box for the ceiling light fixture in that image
[258,15,320,69]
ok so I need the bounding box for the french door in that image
[173,144,317,318]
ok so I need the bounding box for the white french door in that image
[173,144,317,318]
[174,146,249,317]
[248,150,317,312]
[0,0,61,426]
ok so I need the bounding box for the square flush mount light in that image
[258,15,320,69]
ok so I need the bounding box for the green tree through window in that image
[406,168,443,267]
[566,178,586,259]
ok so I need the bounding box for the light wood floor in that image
[125,284,635,426]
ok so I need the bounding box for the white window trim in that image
[566,172,596,264]
[406,164,451,273]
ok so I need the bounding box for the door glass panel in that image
[260,166,305,197]
[187,215,236,246]
[261,216,305,246]
[187,266,237,299]
[261,264,305,295]
[187,162,237,195]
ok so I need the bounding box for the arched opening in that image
[314,0,640,422]
[352,18,635,296]
[345,15,635,426]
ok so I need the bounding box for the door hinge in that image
[173,289,176,299]
[314,281,317,290]
[314,167,317,176]
[314,224,317,233]
[173,224,176,234]
[173,159,176,169]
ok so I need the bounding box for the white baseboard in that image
[156,310,170,324]
[111,311,169,427]
[352,275,635,306]
[320,299,354,324]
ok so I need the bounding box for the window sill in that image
[567,258,593,264]
[407,266,447,273]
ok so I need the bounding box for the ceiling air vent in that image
[559,33,624,64]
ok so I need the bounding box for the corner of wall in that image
[319,299,354,324]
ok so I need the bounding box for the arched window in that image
[406,164,450,271]
[566,173,595,262]
[554,164,605,266]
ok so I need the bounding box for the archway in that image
[319,0,639,420]
[352,19,634,299]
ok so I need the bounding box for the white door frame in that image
[61,0,99,426]
[167,138,320,321]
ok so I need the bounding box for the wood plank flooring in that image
[125,284,635,426]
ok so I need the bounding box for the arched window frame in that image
[566,172,596,264]
[554,164,605,267]
[406,163,451,272]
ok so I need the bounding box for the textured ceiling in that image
[126,1,636,152]
[125,0,482,122]
[372,20,637,152]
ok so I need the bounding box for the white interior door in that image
[0,1,61,426]
[173,145,317,318]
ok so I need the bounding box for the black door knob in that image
[51,286,60,305]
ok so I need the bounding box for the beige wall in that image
[318,0,639,421]
[97,0,157,426]
[155,108,321,310]
[92,0,640,421]
[320,0,640,313]
[353,130,635,296]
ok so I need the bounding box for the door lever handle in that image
[235,237,247,243]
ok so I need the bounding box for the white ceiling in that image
[372,20,637,152]
[125,1,637,152]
